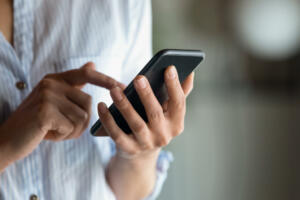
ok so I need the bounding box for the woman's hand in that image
[98,65,194,200]
[97,65,194,160]
[0,62,123,171]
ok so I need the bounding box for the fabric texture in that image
[0,0,173,199]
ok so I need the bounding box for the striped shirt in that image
[0,0,173,199]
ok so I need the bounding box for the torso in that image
[0,1,152,199]
[0,0,13,45]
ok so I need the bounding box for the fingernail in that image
[168,66,177,79]
[99,102,107,114]
[136,76,147,89]
[110,87,124,102]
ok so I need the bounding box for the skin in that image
[97,67,194,200]
[0,1,195,199]
[0,0,13,45]
[0,63,125,170]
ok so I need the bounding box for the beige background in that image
[152,0,300,200]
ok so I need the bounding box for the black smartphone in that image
[91,49,205,136]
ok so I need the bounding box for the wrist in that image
[0,136,11,172]
[0,126,18,172]
[115,148,161,168]
[106,149,160,200]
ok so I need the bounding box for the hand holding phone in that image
[91,49,205,136]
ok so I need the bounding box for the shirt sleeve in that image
[118,1,174,199]
[107,139,174,200]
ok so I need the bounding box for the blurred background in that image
[151,0,300,200]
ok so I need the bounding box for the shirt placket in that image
[13,1,43,200]
[13,0,34,94]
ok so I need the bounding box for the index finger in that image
[59,62,124,89]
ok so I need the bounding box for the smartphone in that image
[91,49,205,136]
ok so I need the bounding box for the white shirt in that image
[0,0,173,199]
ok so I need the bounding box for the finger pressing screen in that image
[59,62,124,89]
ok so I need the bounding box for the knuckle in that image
[36,113,50,132]
[44,73,55,79]
[117,99,129,110]
[142,86,152,96]
[75,91,92,111]
[142,142,154,150]
[149,109,163,121]
[79,112,88,122]
[38,102,52,116]
[132,122,147,133]
[174,97,185,110]
[114,135,124,145]
[83,114,90,126]
[82,67,92,77]
[39,89,52,103]
[79,110,88,120]
[82,112,89,121]
[39,78,54,90]
[127,148,140,156]
[37,103,54,132]
[67,124,75,134]
[74,110,89,123]
[157,135,170,147]
[175,123,185,135]
[106,77,117,88]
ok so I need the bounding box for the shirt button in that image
[29,194,39,200]
[16,81,26,90]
